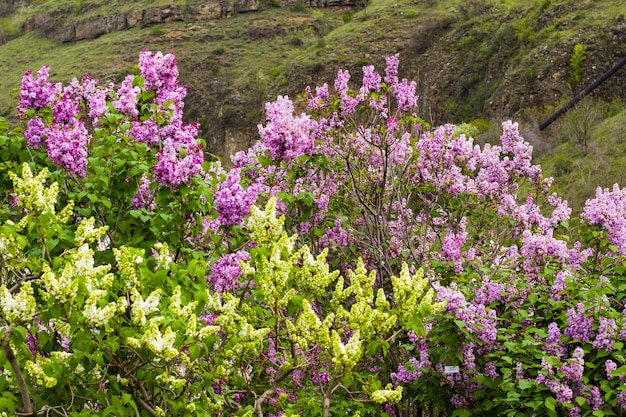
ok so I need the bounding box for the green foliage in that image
[149,25,166,37]
[568,43,587,88]
[513,14,537,45]
[342,10,354,23]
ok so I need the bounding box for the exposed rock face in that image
[19,0,346,43]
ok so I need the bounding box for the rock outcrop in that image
[19,0,356,43]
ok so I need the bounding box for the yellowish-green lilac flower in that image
[9,164,57,216]
[75,217,109,245]
[153,241,172,271]
[83,289,127,328]
[131,288,162,327]
[0,282,37,324]
[114,246,144,290]
[392,263,445,325]
[25,358,57,388]
[330,329,362,372]
[370,384,403,404]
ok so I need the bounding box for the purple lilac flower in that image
[593,317,617,351]
[45,120,89,178]
[565,303,594,342]
[545,380,573,404]
[312,371,329,385]
[544,322,565,357]
[618,391,626,410]
[214,168,259,226]
[484,361,498,380]
[550,271,569,301]
[207,250,251,292]
[131,174,155,210]
[318,218,349,250]
[559,347,584,384]
[24,117,47,148]
[585,385,603,411]
[605,359,617,379]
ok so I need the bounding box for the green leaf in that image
[545,396,556,411]
[342,374,354,387]
[189,344,202,360]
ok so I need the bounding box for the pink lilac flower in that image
[17,65,61,116]
[87,87,108,126]
[207,250,251,292]
[52,89,80,124]
[138,49,179,92]
[113,75,141,117]
[582,184,626,255]
[360,65,381,94]
[152,138,204,188]
[383,54,399,87]
[131,118,160,145]
[393,78,418,111]
[258,96,314,162]
[306,83,330,110]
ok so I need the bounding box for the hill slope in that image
[0,0,625,166]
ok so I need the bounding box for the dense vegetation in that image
[1,47,626,417]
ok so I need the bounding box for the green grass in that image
[539,106,626,213]
[1,0,625,180]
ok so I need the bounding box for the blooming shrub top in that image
[2,49,626,417]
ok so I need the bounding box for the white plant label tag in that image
[444,366,460,374]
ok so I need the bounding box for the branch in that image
[253,367,294,417]
[132,393,159,417]
[1,328,34,415]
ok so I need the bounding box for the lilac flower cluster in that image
[565,302,594,342]
[582,184,626,255]
[544,322,566,357]
[18,49,205,187]
[214,168,259,226]
[131,174,156,210]
[207,250,251,292]
[17,66,60,115]
[257,96,314,162]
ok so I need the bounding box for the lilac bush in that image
[2,49,626,417]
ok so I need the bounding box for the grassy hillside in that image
[0,0,625,210]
